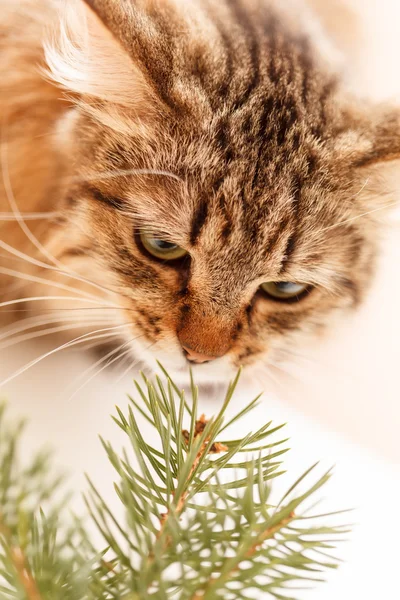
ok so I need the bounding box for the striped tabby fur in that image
[1,0,399,383]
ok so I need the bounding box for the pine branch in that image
[0,514,41,600]
[0,369,348,599]
[10,547,42,600]
[189,512,295,599]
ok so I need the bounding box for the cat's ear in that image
[333,106,400,168]
[352,107,400,211]
[332,105,400,210]
[354,108,400,169]
[45,0,155,124]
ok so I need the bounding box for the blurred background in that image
[1,1,399,599]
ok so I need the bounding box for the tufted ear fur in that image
[352,107,400,218]
[328,102,400,213]
[355,108,400,169]
[44,0,156,129]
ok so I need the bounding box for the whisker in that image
[0,320,119,351]
[0,296,117,310]
[0,306,123,314]
[354,177,371,200]
[114,357,140,383]
[114,340,158,383]
[0,212,59,221]
[267,359,300,382]
[116,346,135,372]
[0,132,125,302]
[70,168,183,185]
[319,198,400,233]
[263,364,284,390]
[0,251,40,264]
[0,237,58,272]
[1,127,67,271]
[277,344,354,379]
[252,364,284,397]
[80,333,124,352]
[0,235,121,305]
[0,324,128,388]
[51,271,125,304]
[70,338,132,386]
[0,265,117,305]
[274,346,320,369]
[0,312,116,342]
[66,339,137,399]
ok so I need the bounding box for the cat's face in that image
[43,0,400,383]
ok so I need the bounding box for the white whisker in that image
[116,347,135,372]
[275,346,320,369]
[0,233,121,304]
[0,237,58,271]
[114,357,139,383]
[0,306,128,316]
[70,168,183,185]
[1,127,67,270]
[0,320,118,351]
[0,212,59,221]
[80,333,124,352]
[52,271,124,304]
[0,324,128,388]
[0,131,125,303]
[0,265,117,305]
[320,198,400,233]
[252,364,283,397]
[66,339,136,399]
[0,312,116,342]
[354,177,371,200]
[114,340,158,383]
[0,296,117,310]
[264,364,284,390]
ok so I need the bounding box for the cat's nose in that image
[181,345,219,364]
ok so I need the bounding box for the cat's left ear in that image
[333,105,400,167]
[45,0,158,129]
[333,105,400,209]
[354,107,400,211]
[355,108,400,169]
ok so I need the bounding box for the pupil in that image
[276,282,295,291]
[154,239,176,250]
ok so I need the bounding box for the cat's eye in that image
[261,281,309,301]
[140,232,188,261]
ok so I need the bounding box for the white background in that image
[1,1,399,599]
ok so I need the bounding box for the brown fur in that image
[1,0,400,383]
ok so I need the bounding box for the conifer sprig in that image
[0,370,348,599]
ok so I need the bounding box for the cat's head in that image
[43,0,400,383]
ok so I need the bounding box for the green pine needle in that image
[0,368,346,600]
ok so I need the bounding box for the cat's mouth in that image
[127,332,237,385]
[168,360,236,387]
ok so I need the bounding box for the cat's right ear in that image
[44,0,157,128]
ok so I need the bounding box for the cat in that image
[1,0,399,386]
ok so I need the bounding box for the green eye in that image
[140,232,187,261]
[261,281,309,301]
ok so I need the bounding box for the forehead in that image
[186,175,327,276]
[114,156,353,290]
[81,114,358,289]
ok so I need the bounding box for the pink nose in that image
[182,345,218,364]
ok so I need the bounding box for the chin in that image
[129,337,237,387]
[173,360,238,387]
